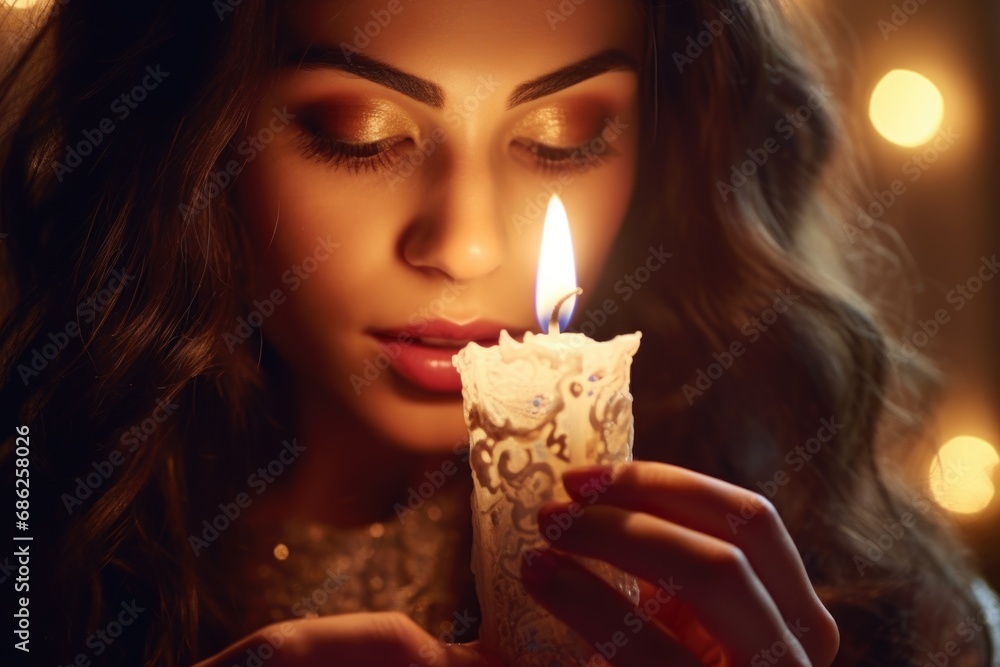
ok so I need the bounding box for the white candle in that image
[453,195,641,666]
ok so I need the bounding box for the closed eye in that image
[294,123,413,173]
[511,138,616,174]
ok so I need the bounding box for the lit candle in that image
[453,195,641,666]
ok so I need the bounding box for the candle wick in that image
[548,288,583,334]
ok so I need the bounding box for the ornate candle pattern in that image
[454,330,640,665]
[453,195,642,665]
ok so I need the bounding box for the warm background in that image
[2,0,998,595]
[817,0,1000,592]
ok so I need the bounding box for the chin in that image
[351,379,471,454]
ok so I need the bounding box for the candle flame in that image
[535,195,577,332]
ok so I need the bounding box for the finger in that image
[538,502,812,665]
[304,612,489,667]
[461,640,506,667]
[222,613,489,667]
[635,579,725,665]
[562,461,839,664]
[520,548,702,667]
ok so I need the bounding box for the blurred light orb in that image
[6,0,48,8]
[869,70,945,147]
[929,436,998,514]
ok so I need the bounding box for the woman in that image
[0,0,995,664]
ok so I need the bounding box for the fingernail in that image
[562,463,617,498]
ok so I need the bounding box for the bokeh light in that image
[870,69,945,147]
[929,436,999,515]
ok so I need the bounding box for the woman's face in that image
[236,0,643,452]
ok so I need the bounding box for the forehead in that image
[279,0,645,86]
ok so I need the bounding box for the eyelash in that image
[294,125,408,174]
[294,124,613,176]
[512,139,614,174]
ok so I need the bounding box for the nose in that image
[400,158,506,281]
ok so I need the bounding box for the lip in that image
[368,320,527,394]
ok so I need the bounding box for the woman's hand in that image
[191,611,494,667]
[520,461,840,666]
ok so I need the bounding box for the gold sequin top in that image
[216,473,482,641]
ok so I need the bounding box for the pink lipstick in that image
[369,320,526,393]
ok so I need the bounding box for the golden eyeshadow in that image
[310,101,415,143]
[512,105,605,147]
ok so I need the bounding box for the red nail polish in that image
[521,548,559,589]
[562,463,615,498]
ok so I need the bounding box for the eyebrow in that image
[288,48,446,108]
[284,47,638,110]
[506,49,637,108]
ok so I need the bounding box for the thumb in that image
[433,641,491,667]
[292,612,491,667]
[452,639,505,667]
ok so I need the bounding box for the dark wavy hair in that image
[0,0,992,664]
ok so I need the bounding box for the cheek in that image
[573,153,638,291]
[236,141,406,321]
[232,136,410,392]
